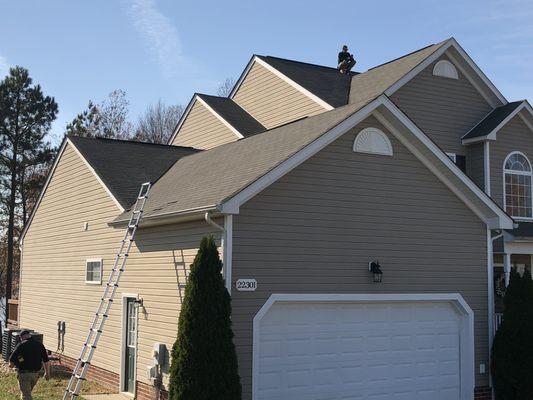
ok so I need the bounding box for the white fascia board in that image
[20,139,68,242]
[377,97,513,229]
[448,38,507,105]
[385,38,507,107]
[221,94,513,229]
[68,138,125,212]
[461,101,529,145]
[167,95,197,145]
[195,96,244,139]
[231,55,334,111]
[220,98,384,214]
[229,55,256,99]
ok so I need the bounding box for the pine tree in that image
[168,236,241,400]
[0,66,57,321]
[491,268,533,399]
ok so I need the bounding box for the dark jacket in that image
[9,338,49,372]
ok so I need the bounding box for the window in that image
[86,259,103,284]
[432,60,458,79]
[504,152,532,219]
[353,127,393,156]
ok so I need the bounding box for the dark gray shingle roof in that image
[257,55,356,108]
[197,94,265,136]
[462,101,524,140]
[68,136,199,208]
[114,97,374,223]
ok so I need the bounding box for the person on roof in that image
[338,45,356,74]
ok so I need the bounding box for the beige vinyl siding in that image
[170,100,239,149]
[467,142,485,190]
[390,55,492,155]
[19,143,220,389]
[489,115,533,210]
[232,61,326,129]
[231,115,489,399]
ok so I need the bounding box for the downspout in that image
[204,212,232,294]
[488,229,503,392]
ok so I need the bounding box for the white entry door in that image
[255,300,464,400]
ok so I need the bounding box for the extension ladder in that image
[63,182,151,400]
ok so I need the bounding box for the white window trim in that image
[85,258,103,285]
[446,152,457,163]
[433,59,459,79]
[503,151,533,221]
[353,127,393,156]
[252,293,475,400]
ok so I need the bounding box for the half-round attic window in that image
[353,127,393,156]
[432,60,458,79]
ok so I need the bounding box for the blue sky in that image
[0,0,531,144]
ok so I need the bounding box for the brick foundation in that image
[53,354,493,400]
[474,386,492,400]
[52,353,168,400]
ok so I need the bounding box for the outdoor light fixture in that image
[368,260,383,283]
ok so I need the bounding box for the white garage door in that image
[256,301,463,400]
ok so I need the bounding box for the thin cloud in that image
[125,0,195,78]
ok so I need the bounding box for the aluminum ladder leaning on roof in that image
[63,182,152,400]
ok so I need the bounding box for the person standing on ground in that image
[338,45,356,74]
[9,330,51,400]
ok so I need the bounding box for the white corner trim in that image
[385,38,507,107]
[68,138,125,212]
[238,56,334,111]
[353,127,393,156]
[196,96,244,139]
[484,141,491,195]
[432,59,458,79]
[224,214,233,294]
[252,293,475,400]
[20,139,68,242]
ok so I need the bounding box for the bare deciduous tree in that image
[133,100,184,144]
[66,89,133,139]
[217,78,236,97]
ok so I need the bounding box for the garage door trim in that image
[252,293,474,400]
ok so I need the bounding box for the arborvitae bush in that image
[491,268,533,399]
[168,236,241,400]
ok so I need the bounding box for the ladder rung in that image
[65,181,150,400]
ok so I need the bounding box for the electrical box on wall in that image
[152,342,166,366]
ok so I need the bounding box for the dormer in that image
[168,93,264,149]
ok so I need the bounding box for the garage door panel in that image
[256,301,463,400]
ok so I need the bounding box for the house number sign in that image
[236,279,257,291]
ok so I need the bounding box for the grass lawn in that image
[0,361,111,400]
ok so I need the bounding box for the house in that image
[17,37,533,400]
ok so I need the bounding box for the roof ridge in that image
[258,54,359,75]
[67,134,200,151]
[366,42,440,71]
